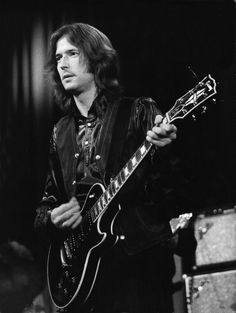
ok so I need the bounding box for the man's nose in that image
[60,55,69,68]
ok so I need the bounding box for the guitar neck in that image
[90,139,155,222]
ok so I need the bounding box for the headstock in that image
[165,75,217,124]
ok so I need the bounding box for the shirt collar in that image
[72,90,109,122]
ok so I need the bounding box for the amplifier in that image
[193,208,236,267]
[184,269,236,313]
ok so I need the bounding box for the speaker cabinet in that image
[184,269,236,313]
[193,209,236,267]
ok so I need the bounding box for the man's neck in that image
[73,84,98,117]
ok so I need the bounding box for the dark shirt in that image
[74,100,104,204]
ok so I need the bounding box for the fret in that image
[106,189,111,201]
[103,192,108,203]
[114,179,119,190]
[131,156,137,167]
[112,179,119,191]
[97,200,103,213]
[93,204,98,217]
[124,166,129,177]
[145,140,152,149]
[117,174,122,186]
[120,170,125,183]
[127,160,133,173]
[136,150,141,162]
[110,181,116,194]
[140,144,146,155]
[108,185,114,198]
[101,195,106,208]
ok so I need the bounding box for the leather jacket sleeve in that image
[116,97,170,204]
[34,126,66,242]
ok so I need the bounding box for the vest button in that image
[95,155,101,160]
[72,180,76,185]
[74,153,79,158]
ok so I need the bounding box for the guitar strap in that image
[95,98,119,179]
[105,97,134,182]
[96,97,133,184]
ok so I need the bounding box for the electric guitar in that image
[47,74,217,309]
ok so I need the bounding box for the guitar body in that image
[47,183,121,309]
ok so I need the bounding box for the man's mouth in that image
[63,73,74,80]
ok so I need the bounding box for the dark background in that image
[0,0,236,258]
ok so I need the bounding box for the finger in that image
[151,127,168,138]
[70,196,78,204]
[146,131,157,142]
[163,124,177,134]
[147,124,177,141]
[71,215,83,229]
[62,212,82,228]
[52,204,80,225]
[169,132,177,140]
[152,124,177,136]
[53,197,79,215]
[154,114,163,125]
[147,129,165,140]
[58,205,81,222]
[148,137,172,147]
[53,203,73,215]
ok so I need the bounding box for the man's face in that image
[55,36,95,94]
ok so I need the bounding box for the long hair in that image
[46,22,122,111]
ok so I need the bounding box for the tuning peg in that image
[201,106,207,114]
[192,114,196,121]
[119,235,125,240]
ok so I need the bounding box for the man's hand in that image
[50,197,82,230]
[146,115,177,147]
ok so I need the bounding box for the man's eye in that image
[55,56,61,63]
[69,51,79,57]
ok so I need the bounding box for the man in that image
[34,22,180,313]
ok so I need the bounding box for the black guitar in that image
[47,74,217,309]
